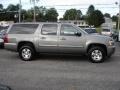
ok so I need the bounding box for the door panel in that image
[59,24,85,54]
[38,24,58,53]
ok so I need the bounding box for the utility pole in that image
[115,0,120,41]
[117,1,120,31]
[19,0,21,23]
[117,8,120,32]
[119,0,120,41]
[33,0,36,22]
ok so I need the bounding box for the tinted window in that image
[0,26,9,31]
[41,24,57,35]
[102,29,110,32]
[61,24,78,36]
[85,29,97,34]
[9,24,39,34]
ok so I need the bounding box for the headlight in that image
[108,40,114,46]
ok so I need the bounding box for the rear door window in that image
[9,24,39,34]
[41,24,57,35]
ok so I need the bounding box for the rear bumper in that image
[107,46,115,57]
[4,43,17,52]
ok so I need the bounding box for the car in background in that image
[0,29,7,39]
[84,28,99,35]
[0,26,8,48]
[112,30,119,42]
[101,28,113,37]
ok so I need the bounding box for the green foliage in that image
[0,4,19,21]
[86,5,95,15]
[6,4,19,11]
[63,9,82,20]
[0,4,3,11]
[81,15,87,20]
[96,27,102,34]
[86,10,105,27]
[45,8,58,22]
[115,19,120,30]
[0,3,58,22]
[112,15,118,22]
[25,6,47,22]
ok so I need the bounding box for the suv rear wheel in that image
[88,46,106,63]
[19,44,35,61]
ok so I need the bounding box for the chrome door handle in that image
[40,37,46,39]
[60,37,66,40]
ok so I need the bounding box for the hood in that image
[85,34,112,45]
[90,34,111,39]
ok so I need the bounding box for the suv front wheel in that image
[19,45,35,61]
[88,46,106,63]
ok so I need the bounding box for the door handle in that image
[40,37,46,39]
[60,37,66,40]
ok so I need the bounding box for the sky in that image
[0,0,119,18]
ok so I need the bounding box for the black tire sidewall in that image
[88,47,106,63]
[19,45,35,61]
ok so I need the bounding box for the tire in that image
[19,44,36,61]
[88,46,106,63]
[116,36,118,42]
[114,36,118,42]
[0,43,4,49]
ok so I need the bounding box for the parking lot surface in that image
[0,43,120,90]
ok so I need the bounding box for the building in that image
[0,21,14,27]
[59,20,89,28]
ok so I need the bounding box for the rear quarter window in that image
[8,24,39,34]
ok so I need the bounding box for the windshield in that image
[75,25,88,34]
[102,29,110,32]
[84,29,97,34]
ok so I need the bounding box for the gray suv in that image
[4,23,115,63]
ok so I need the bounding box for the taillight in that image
[4,34,8,43]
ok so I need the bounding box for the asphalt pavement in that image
[0,42,120,90]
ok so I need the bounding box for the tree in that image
[35,6,47,21]
[86,5,95,27]
[0,4,4,21]
[86,5,95,16]
[6,4,19,11]
[76,10,82,20]
[81,15,86,20]
[104,13,111,18]
[0,4,3,11]
[0,4,20,22]
[45,8,58,22]
[24,6,46,22]
[112,15,118,29]
[87,10,105,27]
[112,15,118,22]
[30,0,39,22]
[25,9,33,21]
[63,9,82,20]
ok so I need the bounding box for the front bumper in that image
[107,46,115,57]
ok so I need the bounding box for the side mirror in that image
[75,32,82,37]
